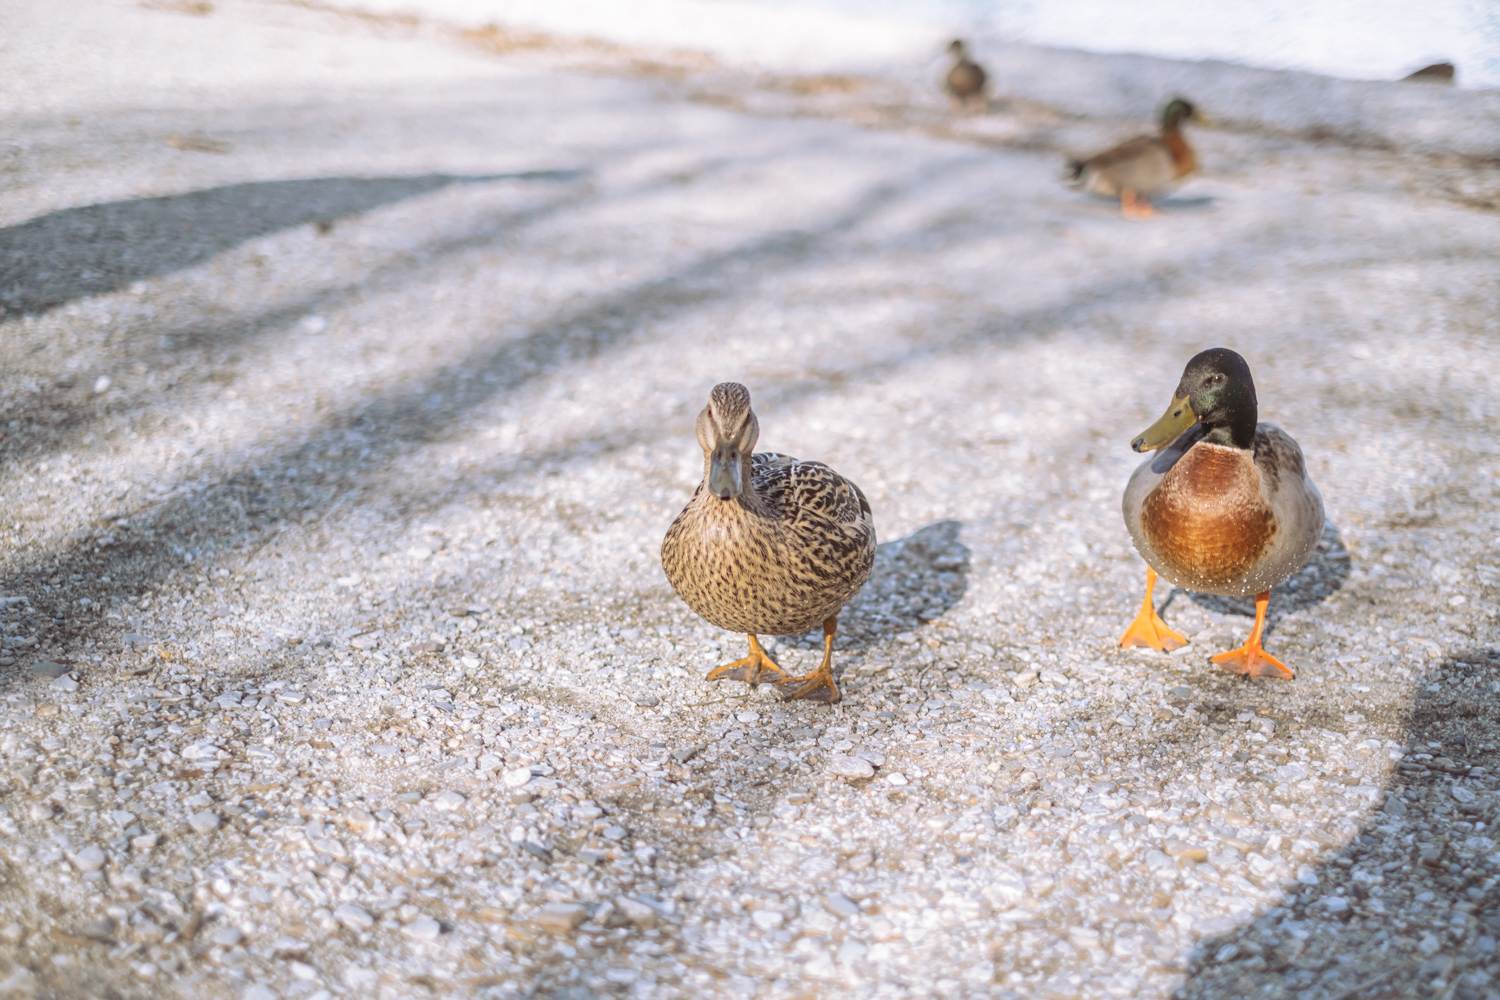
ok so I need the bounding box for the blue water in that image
[753,0,1500,88]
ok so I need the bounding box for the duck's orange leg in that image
[777,617,842,705]
[1211,591,1294,679]
[1121,189,1156,220]
[1119,566,1188,651]
[706,634,788,687]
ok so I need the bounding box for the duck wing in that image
[1251,423,1325,585]
[1071,135,1176,194]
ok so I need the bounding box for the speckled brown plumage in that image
[663,452,874,635]
[661,382,876,703]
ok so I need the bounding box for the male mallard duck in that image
[661,382,876,704]
[944,39,989,110]
[1120,348,1324,678]
[1067,97,1206,219]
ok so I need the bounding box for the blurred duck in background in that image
[1401,61,1456,84]
[943,39,989,110]
[1066,97,1207,219]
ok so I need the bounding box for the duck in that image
[661,382,876,704]
[1067,97,1207,219]
[944,39,989,110]
[1401,61,1455,84]
[1120,348,1324,678]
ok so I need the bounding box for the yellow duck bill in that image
[1131,394,1197,452]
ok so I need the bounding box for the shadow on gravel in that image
[775,519,968,657]
[829,519,970,651]
[0,146,758,468]
[1178,521,1352,638]
[0,171,583,318]
[1076,193,1219,215]
[0,155,982,674]
[1159,194,1218,213]
[1177,646,1500,999]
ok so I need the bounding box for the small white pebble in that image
[828,755,875,780]
[751,909,784,930]
[187,811,220,834]
[333,903,373,932]
[823,892,860,918]
[534,903,586,933]
[429,790,465,812]
[404,916,443,941]
[208,925,242,948]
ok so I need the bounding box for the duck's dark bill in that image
[709,449,742,499]
[1132,394,1196,452]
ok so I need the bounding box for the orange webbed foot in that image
[1209,590,1295,680]
[1119,566,1186,652]
[1119,607,1188,652]
[774,617,842,704]
[777,669,841,704]
[1121,190,1156,220]
[1210,644,1294,680]
[705,635,787,687]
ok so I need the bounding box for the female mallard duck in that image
[1120,348,1323,678]
[944,39,989,110]
[661,382,876,704]
[1067,97,1206,219]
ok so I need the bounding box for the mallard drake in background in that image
[1067,97,1207,219]
[1120,349,1324,678]
[661,383,876,704]
[944,39,989,110]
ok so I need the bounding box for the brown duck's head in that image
[947,39,968,57]
[1161,97,1209,130]
[1131,347,1258,453]
[695,382,760,500]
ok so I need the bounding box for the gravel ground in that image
[2,2,1498,998]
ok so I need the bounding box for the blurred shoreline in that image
[306,0,1500,160]
[313,0,1500,89]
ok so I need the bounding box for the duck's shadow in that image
[782,519,970,653]
[1165,521,1351,637]
[1080,193,1218,215]
[1158,194,1218,212]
